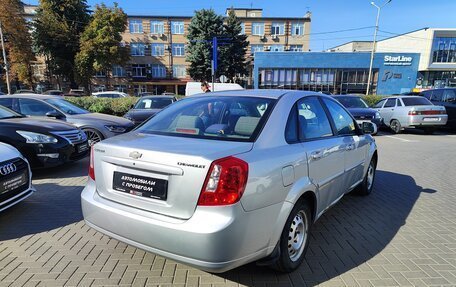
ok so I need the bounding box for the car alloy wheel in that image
[287,210,309,262]
[83,128,103,146]
[367,160,375,191]
[390,120,401,134]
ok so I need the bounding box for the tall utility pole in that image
[0,21,11,94]
[366,0,392,95]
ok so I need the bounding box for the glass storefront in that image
[258,68,378,94]
[432,37,456,63]
[420,71,456,88]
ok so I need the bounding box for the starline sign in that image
[384,55,413,66]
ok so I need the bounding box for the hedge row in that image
[65,97,138,116]
[64,94,385,117]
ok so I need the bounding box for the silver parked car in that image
[373,96,448,134]
[0,94,134,145]
[81,90,378,273]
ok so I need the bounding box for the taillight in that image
[409,110,445,116]
[198,156,249,206]
[88,145,95,180]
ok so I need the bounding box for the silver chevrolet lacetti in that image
[82,90,378,273]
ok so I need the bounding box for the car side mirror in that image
[46,110,65,119]
[362,122,377,135]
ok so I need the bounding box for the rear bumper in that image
[405,115,448,127]
[81,179,281,273]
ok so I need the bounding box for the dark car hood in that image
[347,108,377,118]
[124,109,161,122]
[0,117,78,131]
[69,113,133,126]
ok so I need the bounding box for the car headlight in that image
[104,125,127,133]
[375,112,382,119]
[16,131,58,144]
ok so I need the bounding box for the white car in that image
[0,143,35,211]
[92,91,129,99]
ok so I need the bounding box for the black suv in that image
[420,88,456,129]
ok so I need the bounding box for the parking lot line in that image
[384,136,419,143]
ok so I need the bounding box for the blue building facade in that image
[253,52,420,95]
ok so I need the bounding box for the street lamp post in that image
[0,21,11,95]
[366,0,392,95]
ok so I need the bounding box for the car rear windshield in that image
[137,96,276,142]
[401,97,433,106]
[45,99,89,115]
[335,97,368,108]
[134,98,174,109]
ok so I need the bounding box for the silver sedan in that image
[81,90,378,273]
[373,96,447,134]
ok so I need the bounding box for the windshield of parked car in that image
[336,97,369,108]
[137,96,276,142]
[401,97,433,106]
[45,99,89,115]
[134,97,174,109]
[0,105,23,119]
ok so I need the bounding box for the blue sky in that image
[25,0,456,51]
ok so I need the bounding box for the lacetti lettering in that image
[384,55,413,66]
[178,162,205,169]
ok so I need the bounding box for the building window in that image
[251,44,264,55]
[289,45,303,52]
[150,20,164,34]
[252,22,265,36]
[173,65,187,78]
[95,70,106,77]
[240,22,245,35]
[112,65,126,77]
[131,43,146,56]
[133,85,147,95]
[271,45,285,52]
[151,43,165,56]
[432,37,456,63]
[171,21,184,34]
[271,22,285,35]
[291,22,304,36]
[172,43,185,57]
[152,64,166,78]
[31,64,45,77]
[129,20,143,34]
[131,64,147,77]
[113,85,127,93]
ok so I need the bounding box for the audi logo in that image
[0,163,17,176]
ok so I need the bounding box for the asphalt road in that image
[1,130,455,287]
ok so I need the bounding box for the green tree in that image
[0,0,35,90]
[219,10,249,82]
[33,0,90,88]
[186,9,224,82]
[75,3,129,91]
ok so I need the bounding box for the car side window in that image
[297,97,333,141]
[443,90,456,104]
[384,98,396,108]
[18,99,55,116]
[285,104,299,143]
[396,99,403,107]
[0,98,13,110]
[373,99,386,108]
[322,98,357,136]
[431,90,444,102]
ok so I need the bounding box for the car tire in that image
[82,128,104,146]
[356,157,377,196]
[272,200,312,273]
[390,119,402,134]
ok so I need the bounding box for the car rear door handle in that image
[310,151,323,161]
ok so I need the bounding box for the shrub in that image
[65,97,138,116]
[363,94,384,107]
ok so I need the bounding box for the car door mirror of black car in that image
[362,122,377,135]
[46,110,65,119]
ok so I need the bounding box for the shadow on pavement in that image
[216,170,435,286]
[0,159,88,240]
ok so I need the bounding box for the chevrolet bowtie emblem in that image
[129,151,142,159]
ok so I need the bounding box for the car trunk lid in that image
[92,132,253,219]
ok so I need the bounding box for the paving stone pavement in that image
[1,130,456,287]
